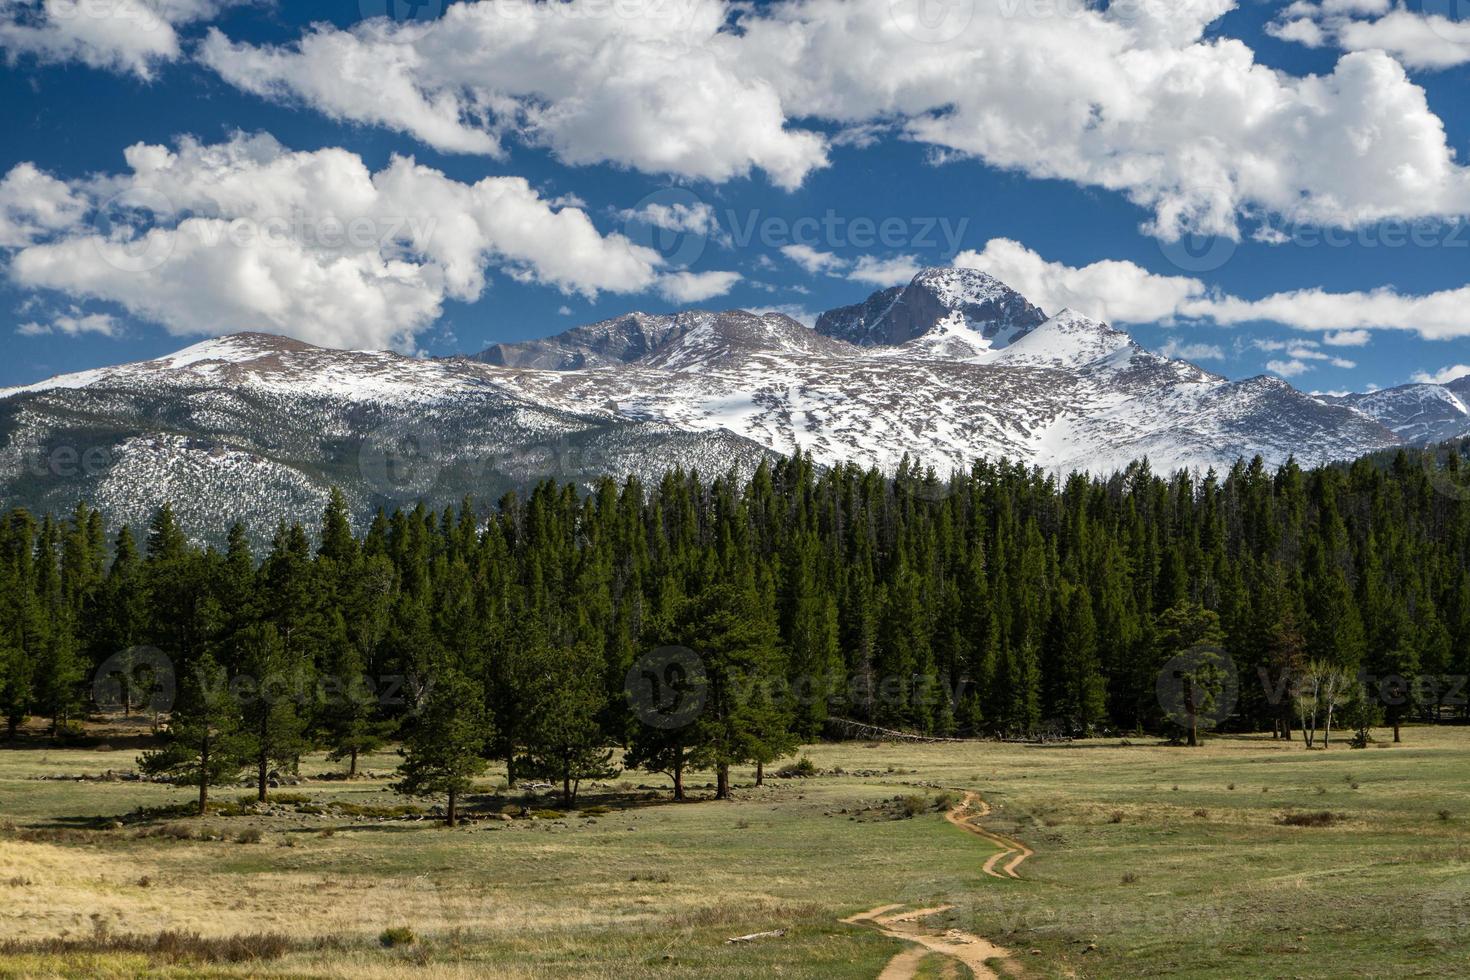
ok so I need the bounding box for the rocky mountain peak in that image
[814,267,1048,348]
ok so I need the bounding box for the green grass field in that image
[3,725,1469,978]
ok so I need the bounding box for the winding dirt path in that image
[842,791,1033,978]
[843,904,1017,979]
[944,790,1033,880]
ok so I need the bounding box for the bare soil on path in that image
[944,790,1033,880]
[842,790,1031,978]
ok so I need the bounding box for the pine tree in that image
[1155,601,1228,746]
[517,643,618,808]
[236,623,310,801]
[321,616,395,776]
[394,669,490,826]
[1056,585,1107,733]
[138,654,250,815]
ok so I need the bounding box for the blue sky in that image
[3,0,1470,393]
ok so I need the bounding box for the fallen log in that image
[725,929,787,944]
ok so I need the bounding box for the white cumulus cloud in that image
[198,1,828,188]
[655,269,742,303]
[0,0,251,78]
[197,0,1470,240]
[955,237,1470,342]
[1412,365,1470,385]
[17,307,119,337]
[1269,4,1470,71]
[0,132,672,350]
[1159,338,1226,361]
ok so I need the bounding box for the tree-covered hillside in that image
[4,446,1469,808]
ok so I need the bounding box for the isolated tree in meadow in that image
[625,721,698,801]
[138,654,251,816]
[1155,601,1228,746]
[236,623,309,802]
[1338,683,1382,748]
[676,569,786,800]
[1318,664,1354,749]
[394,669,490,826]
[1296,663,1323,748]
[741,676,799,787]
[518,643,618,808]
[1370,603,1421,743]
[1265,606,1308,741]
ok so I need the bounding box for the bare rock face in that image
[815,267,1046,348]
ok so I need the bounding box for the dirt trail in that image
[843,904,1017,980]
[945,790,1033,880]
[842,791,1033,978]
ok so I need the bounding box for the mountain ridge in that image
[0,267,1444,540]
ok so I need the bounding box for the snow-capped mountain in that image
[1320,378,1470,447]
[0,332,776,540]
[0,268,1428,538]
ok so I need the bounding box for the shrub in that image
[530,809,564,820]
[379,927,415,948]
[1121,872,1139,884]
[1109,811,1124,824]
[776,756,819,778]
[156,823,197,841]
[1438,809,1452,822]
[580,806,611,816]
[52,721,86,744]
[900,795,927,818]
[0,930,296,963]
[1193,809,1208,819]
[931,790,959,810]
[234,828,263,844]
[627,871,671,883]
[1278,811,1339,828]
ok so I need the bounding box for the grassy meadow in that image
[3,724,1469,978]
